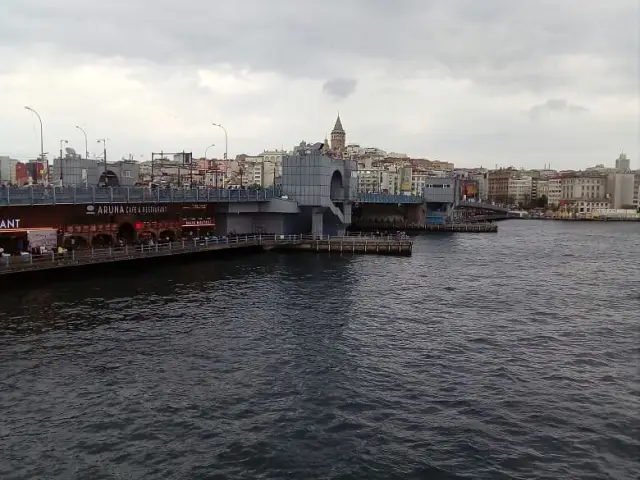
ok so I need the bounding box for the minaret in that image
[330,113,346,153]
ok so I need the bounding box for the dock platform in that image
[0,235,265,276]
[0,233,412,281]
[351,222,498,233]
[271,234,412,256]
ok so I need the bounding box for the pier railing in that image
[0,186,282,206]
[0,235,266,273]
[0,233,413,273]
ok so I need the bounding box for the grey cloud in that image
[1,0,637,94]
[528,99,589,120]
[322,78,357,100]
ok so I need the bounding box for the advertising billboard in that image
[400,166,412,193]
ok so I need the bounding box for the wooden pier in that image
[351,222,498,233]
[0,235,266,276]
[0,233,413,284]
[271,235,412,256]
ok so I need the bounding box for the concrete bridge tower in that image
[280,142,357,236]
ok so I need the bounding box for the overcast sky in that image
[1,0,637,169]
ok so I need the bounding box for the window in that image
[123,170,132,178]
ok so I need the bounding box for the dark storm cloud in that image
[1,0,637,92]
[322,78,357,100]
[528,99,589,120]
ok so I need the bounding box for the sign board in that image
[182,218,215,227]
[85,204,168,215]
[27,229,57,249]
[399,166,412,193]
[0,219,20,229]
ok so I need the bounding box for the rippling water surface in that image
[1,221,639,479]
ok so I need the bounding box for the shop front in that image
[65,202,217,246]
[0,215,61,254]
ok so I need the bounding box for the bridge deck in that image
[0,186,278,206]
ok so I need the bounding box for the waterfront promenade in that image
[0,233,413,278]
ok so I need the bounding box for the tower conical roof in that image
[332,113,344,133]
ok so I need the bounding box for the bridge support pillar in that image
[406,204,426,226]
[311,207,324,237]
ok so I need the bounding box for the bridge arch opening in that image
[99,170,120,187]
[91,233,114,247]
[330,170,343,202]
[139,231,157,243]
[159,229,176,243]
[117,222,136,244]
[63,235,88,250]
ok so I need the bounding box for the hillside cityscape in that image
[1,114,637,213]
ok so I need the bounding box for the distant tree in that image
[536,195,549,208]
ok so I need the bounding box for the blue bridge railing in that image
[356,193,424,204]
[0,186,282,206]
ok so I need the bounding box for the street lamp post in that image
[97,139,107,173]
[76,125,88,159]
[261,159,278,189]
[212,123,228,161]
[24,106,46,185]
[59,139,69,184]
[204,143,216,188]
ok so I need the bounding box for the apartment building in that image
[606,173,635,209]
[507,176,533,204]
[560,173,607,200]
[533,179,549,202]
[0,156,19,184]
[547,178,562,205]
[357,168,400,194]
[487,168,519,203]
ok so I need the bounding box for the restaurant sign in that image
[85,204,168,215]
[183,217,215,227]
[0,218,21,229]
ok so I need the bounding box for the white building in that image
[606,173,635,209]
[0,156,19,184]
[535,179,549,202]
[615,152,630,171]
[261,150,285,188]
[357,168,400,194]
[560,174,607,202]
[508,176,533,204]
[547,178,562,206]
[570,200,611,214]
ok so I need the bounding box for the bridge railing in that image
[456,200,509,213]
[0,232,412,273]
[355,193,424,204]
[0,186,283,206]
[0,234,270,272]
[277,233,412,243]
